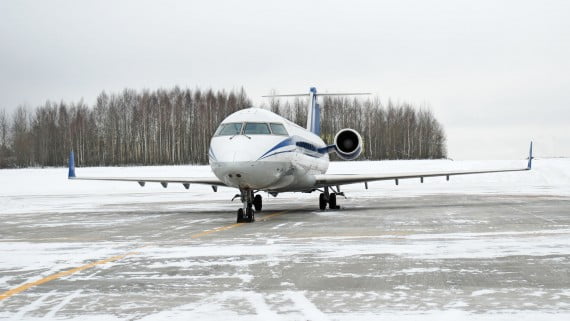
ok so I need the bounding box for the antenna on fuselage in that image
[262,87,371,136]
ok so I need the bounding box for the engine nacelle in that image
[333,128,362,160]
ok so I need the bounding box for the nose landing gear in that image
[236,189,260,223]
[237,206,254,223]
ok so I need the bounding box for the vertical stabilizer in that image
[306,87,321,135]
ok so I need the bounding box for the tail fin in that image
[307,87,320,135]
[263,88,370,136]
[262,87,321,135]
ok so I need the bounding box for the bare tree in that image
[0,108,11,167]
[1,87,445,168]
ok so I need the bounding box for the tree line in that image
[269,96,446,161]
[0,86,446,168]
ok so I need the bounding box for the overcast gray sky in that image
[1,0,568,160]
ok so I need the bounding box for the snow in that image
[1,158,569,320]
[471,289,497,297]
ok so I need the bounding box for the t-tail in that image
[307,87,320,135]
[263,87,370,136]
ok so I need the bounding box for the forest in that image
[0,87,446,168]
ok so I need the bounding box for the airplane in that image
[68,87,533,223]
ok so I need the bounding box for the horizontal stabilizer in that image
[263,92,370,98]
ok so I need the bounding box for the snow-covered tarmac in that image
[1,159,569,320]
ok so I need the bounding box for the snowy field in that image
[0,158,569,320]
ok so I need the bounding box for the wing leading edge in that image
[315,142,533,187]
[67,152,226,189]
[68,142,533,191]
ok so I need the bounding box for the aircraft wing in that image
[70,175,225,187]
[315,167,530,187]
[67,153,226,189]
[315,142,533,187]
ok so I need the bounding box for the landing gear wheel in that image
[319,193,327,210]
[237,208,244,223]
[253,194,262,211]
[245,207,255,223]
[329,193,339,210]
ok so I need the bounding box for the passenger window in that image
[270,123,288,136]
[215,123,242,136]
[243,123,271,135]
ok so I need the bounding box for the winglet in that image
[68,151,76,178]
[527,141,533,170]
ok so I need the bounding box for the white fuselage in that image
[209,108,329,192]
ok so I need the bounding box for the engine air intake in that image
[333,129,362,160]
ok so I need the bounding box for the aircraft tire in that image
[319,193,327,210]
[237,208,244,223]
[254,194,262,211]
[246,207,255,223]
[329,193,337,209]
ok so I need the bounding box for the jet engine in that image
[333,128,362,160]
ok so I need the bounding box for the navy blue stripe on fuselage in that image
[258,137,295,159]
[257,136,328,160]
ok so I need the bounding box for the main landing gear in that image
[319,186,341,210]
[236,189,262,223]
[253,194,262,211]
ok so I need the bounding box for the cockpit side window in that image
[215,123,242,136]
[270,123,288,136]
[243,122,271,135]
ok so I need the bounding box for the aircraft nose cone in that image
[222,161,283,189]
[212,150,259,163]
[233,150,259,162]
[210,136,262,163]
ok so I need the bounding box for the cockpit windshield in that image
[214,123,242,136]
[243,123,271,135]
[214,122,289,137]
[270,123,288,135]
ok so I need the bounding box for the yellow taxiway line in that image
[0,251,139,301]
[190,223,244,238]
[0,210,287,302]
